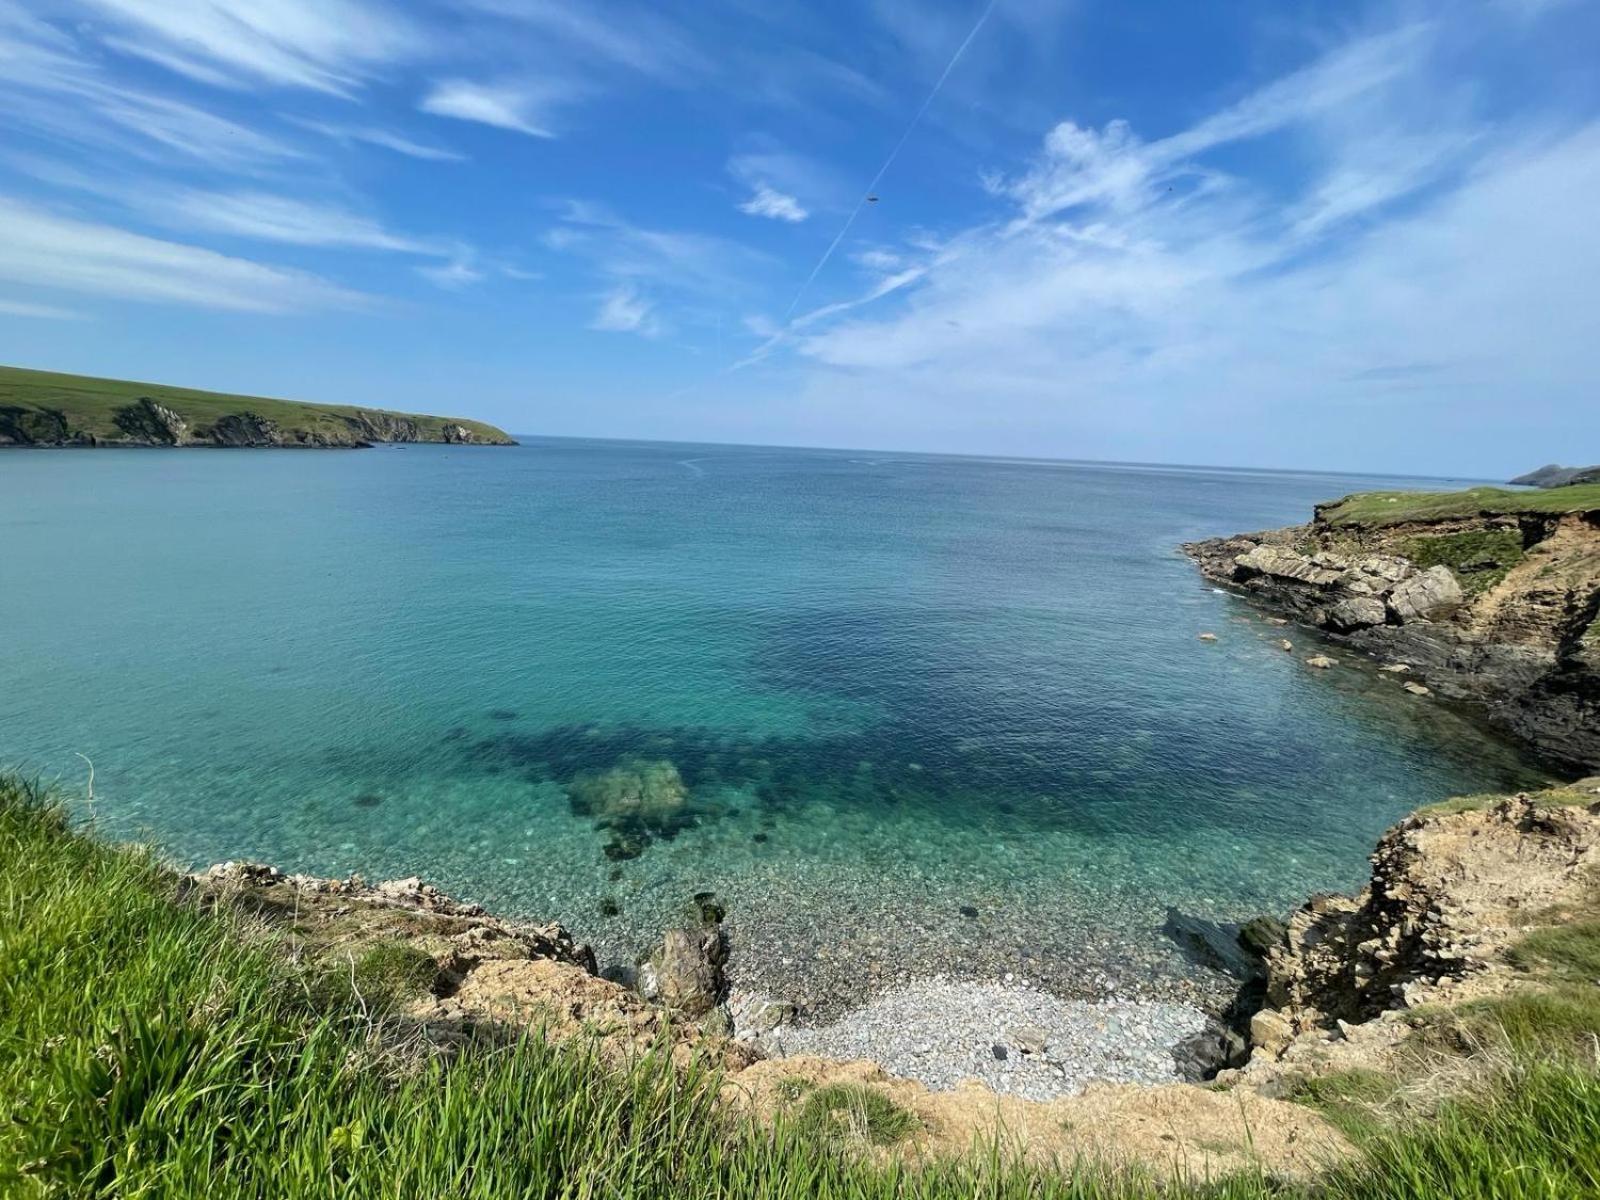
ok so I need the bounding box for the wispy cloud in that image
[0,9,303,171]
[150,190,447,254]
[416,253,486,289]
[590,284,661,336]
[739,184,808,222]
[0,196,369,312]
[290,117,465,162]
[464,0,709,85]
[71,0,419,94]
[0,297,82,320]
[419,80,559,138]
[550,200,774,295]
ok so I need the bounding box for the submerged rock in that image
[570,758,691,832]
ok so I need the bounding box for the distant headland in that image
[0,364,515,448]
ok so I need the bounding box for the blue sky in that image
[0,0,1596,475]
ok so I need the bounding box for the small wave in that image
[677,459,706,477]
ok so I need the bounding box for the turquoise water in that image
[0,442,1547,1010]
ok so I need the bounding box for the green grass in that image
[0,363,513,446]
[796,1084,921,1147]
[1399,530,1525,595]
[1317,484,1600,527]
[1415,783,1593,816]
[5,773,1600,1199]
[1508,923,1600,986]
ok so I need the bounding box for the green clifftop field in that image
[1314,482,1600,527]
[0,364,515,448]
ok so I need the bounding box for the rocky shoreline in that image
[1184,496,1600,769]
[187,770,1599,1178]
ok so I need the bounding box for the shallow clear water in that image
[0,442,1549,1011]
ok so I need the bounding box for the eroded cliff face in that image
[1185,509,1600,768]
[1231,781,1600,1090]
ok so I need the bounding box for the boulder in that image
[1324,596,1388,633]
[1173,1021,1249,1080]
[1305,656,1338,669]
[1387,566,1464,624]
[641,924,728,1016]
[1403,682,1432,696]
[1249,1009,1295,1055]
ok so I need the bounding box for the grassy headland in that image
[3,774,1599,1198]
[1316,483,1600,527]
[0,364,514,447]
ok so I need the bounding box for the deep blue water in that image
[0,441,1547,1005]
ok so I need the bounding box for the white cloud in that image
[0,196,368,312]
[739,183,808,222]
[71,0,419,94]
[755,18,1600,472]
[153,190,445,254]
[590,285,660,335]
[419,80,557,138]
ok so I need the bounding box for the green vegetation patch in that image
[0,364,512,445]
[1324,1064,1600,1200]
[351,941,442,1005]
[796,1084,921,1147]
[1399,530,1525,595]
[1415,782,1586,816]
[1508,922,1600,985]
[1289,1068,1404,1142]
[1318,484,1600,527]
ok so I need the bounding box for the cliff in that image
[1229,779,1600,1097]
[0,364,515,448]
[1185,483,1600,769]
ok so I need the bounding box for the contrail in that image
[780,0,1000,323]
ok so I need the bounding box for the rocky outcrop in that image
[209,412,287,446]
[0,405,93,445]
[1232,782,1600,1080]
[1185,507,1600,768]
[114,398,188,444]
[348,409,422,442]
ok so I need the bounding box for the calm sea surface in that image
[0,442,1548,1009]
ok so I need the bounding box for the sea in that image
[0,440,1549,1011]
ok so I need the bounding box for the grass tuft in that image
[796,1084,921,1148]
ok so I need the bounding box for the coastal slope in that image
[1185,483,1600,768]
[0,364,515,448]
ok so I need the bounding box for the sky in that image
[0,0,1596,476]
